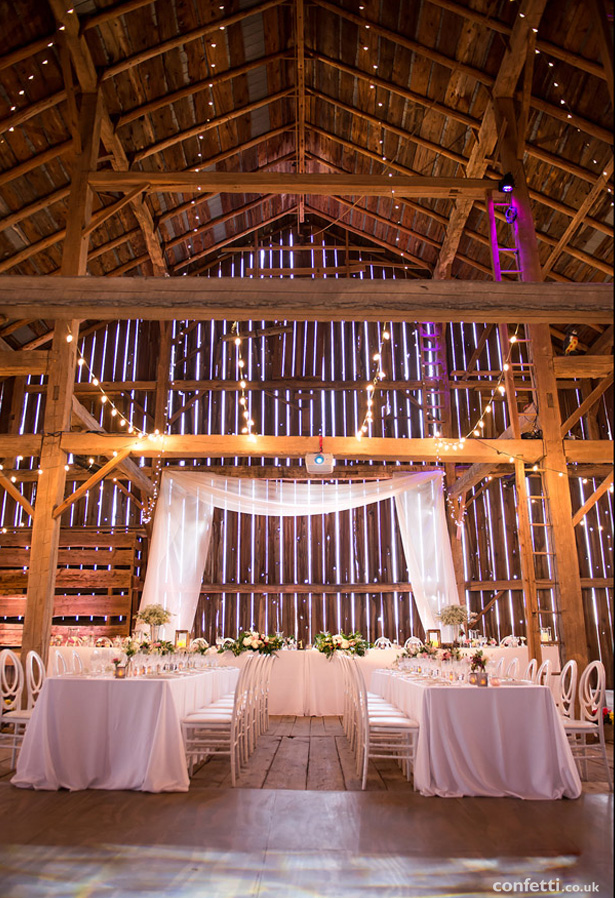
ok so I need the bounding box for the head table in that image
[213,645,560,717]
[371,669,581,800]
[12,667,239,793]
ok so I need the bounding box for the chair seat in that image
[1,709,32,722]
[564,719,600,733]
[368,715,418,729]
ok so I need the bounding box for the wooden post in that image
[20,91,102,665]
[495,97,590,672]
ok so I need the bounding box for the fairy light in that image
[356,323,390,439]
[231,322,258,439]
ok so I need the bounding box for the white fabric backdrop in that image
[140,471,459,634]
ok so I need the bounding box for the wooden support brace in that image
[560,372,614,437]
[53,447,133,519]
[571,471,614,527]
[0,471,35,518]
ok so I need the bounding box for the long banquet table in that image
[213,645,560,716]
[12,667,239,793]
[371,670,581,800]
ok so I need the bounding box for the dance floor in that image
[1,718,612,897]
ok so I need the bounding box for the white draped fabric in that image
[140,471,460,634]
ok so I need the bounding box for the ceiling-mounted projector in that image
[305,452,336,475]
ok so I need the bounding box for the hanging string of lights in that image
[356,323,390,439]
[231,322,258,442]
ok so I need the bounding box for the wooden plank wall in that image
[0,249,611,675]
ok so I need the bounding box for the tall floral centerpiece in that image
[437,604,469,644]
[136,603,172,643]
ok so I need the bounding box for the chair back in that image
[499,635,516,646]
[403,636,423,650]
[0,649,24,713]
[558,659,578,719]
[71,650,84,674]
[54,650,68,676]
[505,657,519,679]
[522,658,537,682]
[536,658,552,687]
[490,656,505,678]
[25,650,46,710]
[578,660,606,724]
[374,637,393,649]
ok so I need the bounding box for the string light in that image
[231,322,258,441]
[356,322,390,439]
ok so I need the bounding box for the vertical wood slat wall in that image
[0,256,612,674]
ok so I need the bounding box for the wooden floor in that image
[191,715,415,791]
[0,718,613,897]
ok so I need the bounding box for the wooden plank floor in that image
[190,716,416,791]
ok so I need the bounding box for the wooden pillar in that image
[154,322,173,432]
[20,92,102,665]
[495,97,589,671]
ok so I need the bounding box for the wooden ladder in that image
[418,321,450,436]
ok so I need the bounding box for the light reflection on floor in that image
[0,845,592,898]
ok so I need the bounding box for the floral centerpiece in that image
[151,640,176,656]
[437,644,462,662]
[400,642,438,660]
[603,708,614,726]
[469,649,486,671]
[220,630,283,656]
[313,631,369,659]
[437,604,470,642]
[189,638,210,655]
[136,603,172,642]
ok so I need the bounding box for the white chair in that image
[403,637,423,650]
[25,650,46,710]
[53,650,68,675]
[0,649,27,766]
[342,655,419,790]
[499,635,516,647]
[536,658,552,687]
[490,656,505,678]
[522,658,537,682]
[373,637,393,649]
[564,660,612,790]
[556,659,578,719]
[505,657,519,680]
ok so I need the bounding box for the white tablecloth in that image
[371,670,581,800]
[212,645,560,716]
[12,668,239,793]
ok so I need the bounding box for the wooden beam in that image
[131,90,294,165]
[89,170,499,198]
[560,372,614,436]
[572,471,614,527]
[48,0,167,276]
[98,0,286,82]
[53,448,133,519]
[553,355,614,379]
[448,406,538,499]
[433,0,548,278]
[0,351,50,377]
[542,160,615,276]
[296,0,306,225]
[0,277,612,324]
[0,90,67,138]
[589,0,615,106]
[0,141,73,190]
[70,395,155,496]
[0,471,35,518]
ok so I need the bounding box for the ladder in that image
[487,191,560,649]
[418,321,450,437]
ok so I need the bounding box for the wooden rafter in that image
[433,0,548,279]
[296,0,306,225]
[48,0,167,277]
[542,160,615,276]
[589,0,615,105]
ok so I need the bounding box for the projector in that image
[305,452,336,475]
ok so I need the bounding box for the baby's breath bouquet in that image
[437,604,469,627]
[136,604,172,627]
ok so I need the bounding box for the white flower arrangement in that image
[189,638,210,655]
[136,603,172,626]
[437,604,469,626]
